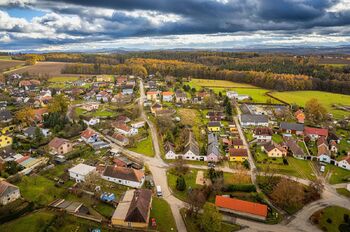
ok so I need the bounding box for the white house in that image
[240,114,269,127]
[81,128,98,143]
[226,91,238,99]
[0,181,21,205]
[318,154,331,163]
[338,156,350,171]
[164,142,178,159]
[84,118,100,126]
[68,163,96,183]
[102,166,145,188]
[114,123,138,137]
[131,121,146,129]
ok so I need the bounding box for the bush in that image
[326,218,332,224]
[344,214,349,223]
[176,175,186,191]
[283,158,289,165]
[226,184,256,192]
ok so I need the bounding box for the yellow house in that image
[208,121,221,132]
[112,189,152,229]
[0,135,13,148]
[228,148,248,162]
[1,125,15,134]
[263,143,287,158]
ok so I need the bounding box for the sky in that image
[0,0,350,52]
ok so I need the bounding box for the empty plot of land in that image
[48,76,80,82]
[0,60,25,72]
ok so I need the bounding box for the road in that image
[97,80,350,232]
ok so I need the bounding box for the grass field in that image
[0,210,55,232]
[129,133,155,157]
[336,188,350,198]
[311,206,350,232]
[178,108,204,146]
[48,76,80,82]
[18,175,65,205]
[150,198,178,232]
[167,169,199,201]
[271,91,350,118]
[328,165,350,184]
[0,55,12,60]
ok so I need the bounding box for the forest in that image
[10,51,350,94]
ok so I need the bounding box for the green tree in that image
[176,175,186,191]
[48,94,69,115]
[201,203,222,232]
[34,127,44,143]
[305,98,328,124]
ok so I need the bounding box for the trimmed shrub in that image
[226,184,256,192]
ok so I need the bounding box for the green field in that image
[328,165,350,184]
[0,210,55,232]
[48,76,80,82]
[0,56,12,60]
[336,188,350,198]
[150,198,178,232]
[271,91,350,118]
[129,133,155,157]
[167,170,199,201]
[312,206,350,232]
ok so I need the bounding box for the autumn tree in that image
[270,178,304,209]
[15,106,35,125]
[187,188,206,217]
[48,94,69,115]
[305,98,328,124]
[201,203,222,232]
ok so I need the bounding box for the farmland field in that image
[6,61,92,78]
[48,76,80,82]
[0,60,25,72]
[271,91,350,118]
[188,78,257,89]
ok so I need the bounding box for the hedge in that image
[0,202,35,224]
[226,184,256,192]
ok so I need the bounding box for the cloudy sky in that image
[0,0,350,52]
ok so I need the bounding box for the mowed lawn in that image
[150,198,177,232]
[129,133,155,157]
[167,169,199,201]
[328,165,350,184]
[48,76,80,82]
[271,91,350,118]
[313,206,350,232]
[0,210,55,232]
[178,108,204,146]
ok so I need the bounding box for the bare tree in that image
[187,188,206,217]
[270,178,304,209]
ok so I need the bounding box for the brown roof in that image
[229,148,248,157]
[49,137,70,149]
[0,181,18,197]
[317,136,328,147]
[254,127,273,136]
[125,189,152,223]
[264,142,286,153]
[103,166,144,182]
[231,138,244,146]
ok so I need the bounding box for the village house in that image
[68,163,97,183]
[262,142,287,158]
[83,118,100,126]
[150,103,162,114]
[304,127,328,140]
[175,91,187,103]
[239,114,269,127]
[253,127,273,143]
[113,122,138,137]
[294,110,305,123]
[116,76,128,86]
[207,121,221,132]
[231,138,245,149]
[131,121,146,129]
[207,133,220,162]
[215,196,268,221]
[162,91,174,102]
[146,91,160,101]
[206,111,225,121]
[164,142,177,159]
[96,91,110,102]
[280,122,304,135]
[23,126,50,138]
[48,137,73,155]
[228,148,248,162]
[81,128,98,143]
[102,165,145,188]
[111,133,129,146]
[96,75,114,82]
[0,135,12,148]
[338,155,350,171]
[183,132,204,161]
[80,103,100,112]
[0,109,12,123]
[122,85,134,95]
[111,189,152,228]
[317,136,331,159]
[0,181,21,205]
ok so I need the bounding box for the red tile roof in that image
[215,196,268,218]
[304,127,328,137]
[81,128,96,139]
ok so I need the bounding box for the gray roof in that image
[280,122,304,132]
[208,121,221,127]
[208,133,218,145]
[184,132,200,156]
[240,114,268,124]
[0,110,12,121]
[207,143,220,156]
